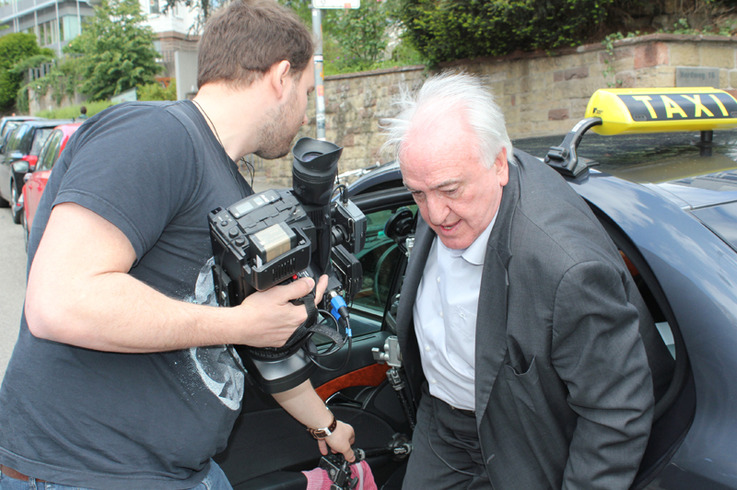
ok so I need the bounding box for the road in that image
[0,207,26,383]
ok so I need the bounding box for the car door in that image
[24,129,62,230]
[214,183,416,490]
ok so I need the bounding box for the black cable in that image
[307,313,352,372]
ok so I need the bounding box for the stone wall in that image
[253,33,737,190]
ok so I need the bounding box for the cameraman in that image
[0,1,354,489]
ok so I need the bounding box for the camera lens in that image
[292,137,343,206]
[301,152,323,162]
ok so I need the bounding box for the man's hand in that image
[319,421,356,463]
[234,274,329,348]
[272,380,357,465]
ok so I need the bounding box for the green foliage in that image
[0,33,46,112]
[65,0,161,101]
[22,55,84,106]
[138,80,177,101]
[36,100,114,119]
[396,0,615,64]
[601,31,639,87]
[162,0,226,33]
[278,0,425,75]
[329,1,389,72]
[15,84,29,114]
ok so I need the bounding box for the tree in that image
[162,0,415,75]
[65,0,161,101]
[0,33,49,113]
[162,0,226,33]
[330,1,390,72]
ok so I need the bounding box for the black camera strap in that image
[243,293,346,361]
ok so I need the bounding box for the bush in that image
[396,0,614,65]
[138,80,177,101]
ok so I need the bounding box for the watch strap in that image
[307,412,337,439]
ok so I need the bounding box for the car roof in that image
[516,130,737,183]
[53,122,83,134]
[19,119,74,129]
[0,115,41,125]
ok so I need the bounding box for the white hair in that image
[381,71,513,169]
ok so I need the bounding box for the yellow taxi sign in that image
[584,87,737,135]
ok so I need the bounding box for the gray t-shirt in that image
[0,100,252,489]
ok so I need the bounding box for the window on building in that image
[41,21,56,46]
[62,16,81,41]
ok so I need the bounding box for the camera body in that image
[209,187,314,306]
[209,187,365,308]
[208,138,367,393]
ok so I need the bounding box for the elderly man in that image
[383,71,656,489]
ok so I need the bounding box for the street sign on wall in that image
[312,0,360,8]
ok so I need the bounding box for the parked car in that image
[0,116,43,154]
[212,87,737,489]
[0,119,71,223]
[21,122,82,244]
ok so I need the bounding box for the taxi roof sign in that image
[585,87,737,135]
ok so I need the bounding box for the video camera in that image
[208,138,367,393]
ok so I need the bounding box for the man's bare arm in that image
[25,202,323,353]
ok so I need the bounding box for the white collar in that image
[437,213,496,266]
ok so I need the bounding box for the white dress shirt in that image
[413,218,495,411]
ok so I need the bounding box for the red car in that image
[22,122,82,244]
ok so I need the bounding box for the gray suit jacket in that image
[396,152,658,489]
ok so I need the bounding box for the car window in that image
[347,204,416,336]
[36,130,62,172]
[1,121,21,140]
[17,125,37,153]
[30,128,55,156]
[4,127,24,153]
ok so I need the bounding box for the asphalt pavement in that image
[0,207,26,383]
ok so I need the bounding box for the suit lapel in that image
[398,220,434,319]
[475,160,519,421]
[395,219,435,396]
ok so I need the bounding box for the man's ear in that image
[495,147,510,186]
[267,60,292,99]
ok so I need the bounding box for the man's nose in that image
[425,196,448,225]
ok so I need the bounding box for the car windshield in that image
[2,121,22,139]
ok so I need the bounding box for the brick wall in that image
[254,33,737,190]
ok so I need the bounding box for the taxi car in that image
[215,88,737,489]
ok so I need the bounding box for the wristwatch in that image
[307,409,337,439]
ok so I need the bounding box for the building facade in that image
[0,0,200,98]
[0,0,94,57]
